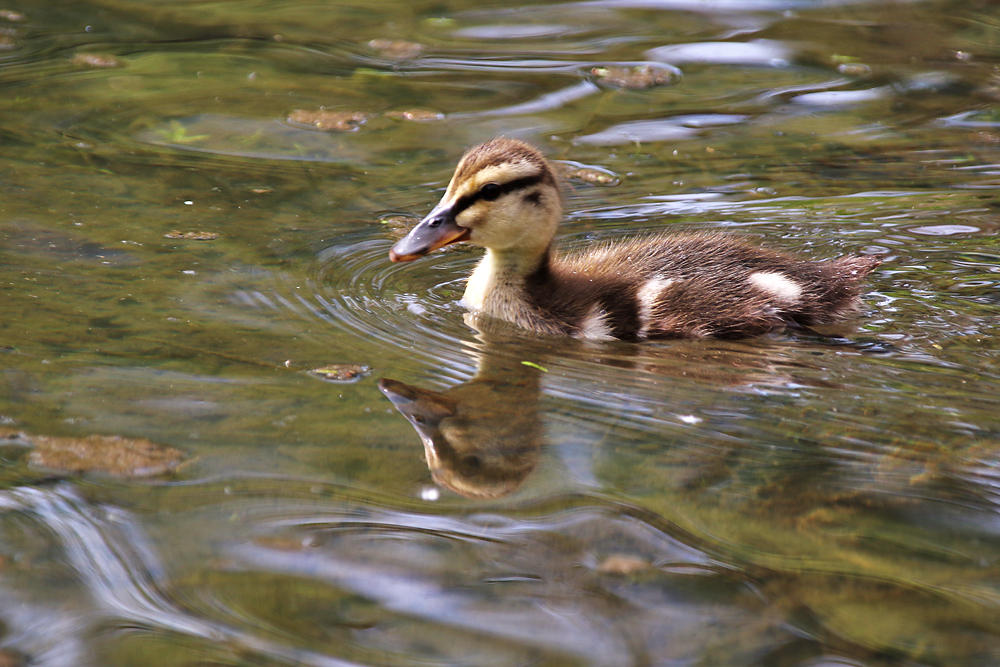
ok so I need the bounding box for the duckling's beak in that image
[389,203,471,262]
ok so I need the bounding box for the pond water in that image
[1,0,999,665]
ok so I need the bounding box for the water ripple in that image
[309,235,479,365]
[0,484,354,667]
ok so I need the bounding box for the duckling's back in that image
[531,233,881,339]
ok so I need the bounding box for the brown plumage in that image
[389,137,882,340]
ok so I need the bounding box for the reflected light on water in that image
[0,484,363,667]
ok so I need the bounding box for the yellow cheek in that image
[457,206,488,229]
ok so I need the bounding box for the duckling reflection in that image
[379,333,832,498]
[379,352,543,499]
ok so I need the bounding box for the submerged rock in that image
[367,38,424,60]
[557,161,621,186]
[164,230,220,240]
[0,428,29,446]
[28,434,185,478]
[591,64,679,89]
[597,554,653,575]
[384,109,444,122]
[287,109,368,132]
[308,364,371,383]
[70,53,124,68]
[837,62,872,78]
[574,170,618,185]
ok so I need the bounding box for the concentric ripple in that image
[308,232,482,367]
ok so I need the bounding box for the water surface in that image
[1,1,999,665]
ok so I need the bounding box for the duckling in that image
[389,138,882,340]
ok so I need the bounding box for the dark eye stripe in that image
[450,173,546,217]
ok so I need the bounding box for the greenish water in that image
[1,1,999,665]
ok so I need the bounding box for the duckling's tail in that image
[836,254,883,279]
[796,253,883,326]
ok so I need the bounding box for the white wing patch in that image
[749,271,802,304]
[580,304,616,340]
[636,277,675,338]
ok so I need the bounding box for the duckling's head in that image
[390,138,561,263]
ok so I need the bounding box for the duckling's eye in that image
[480,183,502,201]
